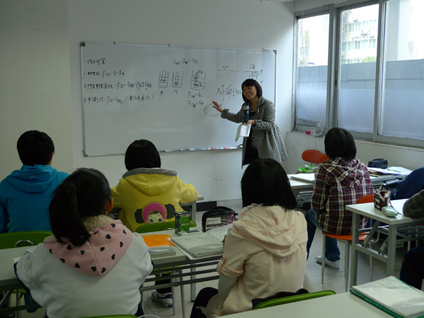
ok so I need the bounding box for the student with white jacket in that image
[190,158,307,318]
[15,168,153,318]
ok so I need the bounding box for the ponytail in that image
[49,168,111,246]
[50,182,90,246]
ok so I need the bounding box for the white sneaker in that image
[315,255,339,269]
[152,291,173,308]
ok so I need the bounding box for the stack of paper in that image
[350,276,424,318]
[171,232,223,258]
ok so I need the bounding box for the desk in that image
[0,247,41,315]
[181,195,204,224]
[224,292,392,318]
[348,200,424,288]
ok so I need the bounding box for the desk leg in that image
[191,201,196,224]
[350,212,360,288]
[191,266,196,302]
[386,225,397,276]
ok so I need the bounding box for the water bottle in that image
[243,105,249,123]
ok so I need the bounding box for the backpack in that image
[202,206,238,232]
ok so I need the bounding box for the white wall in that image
[0,1,73,177]
[68,0,295,201]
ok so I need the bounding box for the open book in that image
[170,232,223,258]
[350,276,424,318]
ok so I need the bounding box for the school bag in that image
[202,206,238,232]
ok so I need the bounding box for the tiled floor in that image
[17,205,408,318]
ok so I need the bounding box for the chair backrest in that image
[356,194,374,204]
[0,231,53,250]
[253,290,336,309]
[135,220,197,233]
[80,315,137,318]
[302,150,328,164]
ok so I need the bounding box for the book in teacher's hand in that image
[350,276,424,318]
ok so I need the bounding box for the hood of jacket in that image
[121,168,178,196]
[44,216,132,276]
[321,157,366,188]
[6,165,62,194]
[233,204,307,258]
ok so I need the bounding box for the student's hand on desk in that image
[212,101,223,113]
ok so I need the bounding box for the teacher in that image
[213,79,288,167]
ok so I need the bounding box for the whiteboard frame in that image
[80,42,277,156]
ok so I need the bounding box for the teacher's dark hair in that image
[125,139,161,170]
[241,158,297,209]
[49,168,111,246]
[324,127,356,160]
[241,79,263,102]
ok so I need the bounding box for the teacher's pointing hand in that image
[212,101,223,113]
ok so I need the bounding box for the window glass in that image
[380,0,424,140]
[295,14,329,130]
[338,4,379,133]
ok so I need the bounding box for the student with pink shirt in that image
[190,158,307,318]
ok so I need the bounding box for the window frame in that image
[293,0,424,149]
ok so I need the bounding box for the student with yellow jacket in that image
[111,139,198,307]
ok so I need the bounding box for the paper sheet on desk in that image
[368,167,412,176]
[235,124,251,142]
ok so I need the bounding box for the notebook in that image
[142,234,176,257]
[170,232,223,258]
[350,276,424,318]
[290,173,315,183]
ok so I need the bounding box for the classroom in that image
[1,0,424,317]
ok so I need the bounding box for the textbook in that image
[170,232,223,258]
[350,276,424,318]
[142,234,176,257]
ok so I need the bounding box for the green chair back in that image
[0,231,53,249]
[253,290,336,309]
[80,315,137,318]
[135,220,197,233]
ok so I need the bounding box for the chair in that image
[136,220,197,316]
[135,220,196,233]
[253,290,336,309]
[0,231,53,318]
[321,194,374,292]
[302,150,329,164]
[80,315,137,318]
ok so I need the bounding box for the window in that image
[379,0,424,141]
[294,14,329,130]
[293,0,424,147]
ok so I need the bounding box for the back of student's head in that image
[49,168,111,246]
[17,130,55,166]
[124,139,161,170]
[324,127,356,160]
[241,158,297,210]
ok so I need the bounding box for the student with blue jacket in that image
[0,130,68,232]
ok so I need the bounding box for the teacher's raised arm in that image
[213,79,288,167]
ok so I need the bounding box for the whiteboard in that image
[81,43,276,156]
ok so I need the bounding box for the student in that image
[190,158,307,318]
[305,127,373,269]
[15,168,153,318]
[212,79,288,166]
[399,190,424,289]
[111,139,198,307]
[0,130,68,233]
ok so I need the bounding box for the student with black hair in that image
[212,79,288,166]
[190,158,307,318]
[111,139,198,307]
[15,168,153,318]
[305,127,373,269]
[0,130,68,233]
